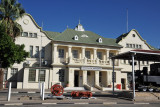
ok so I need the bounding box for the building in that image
[3,13,157,90]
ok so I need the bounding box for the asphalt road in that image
[0,104,159,107]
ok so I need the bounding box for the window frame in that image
[59,69,65,82]
[35,46,39,58]
[30,46,33,58]
[21,32,28,37]
[58,49,65,58]
[85,51,91,59]
[72,50,78,58]
[41,47,45,58]
[28,69,36,82]
[39,70,45,82]
[97,52,102,60]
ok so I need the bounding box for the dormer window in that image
[98,38,103,43]
[74,35,78,40]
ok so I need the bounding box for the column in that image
[52,44,58,64]
[68,46,72,63]
[94,48,97,60]
[106,49,110,60]
[95,71,99,86]
[82,71,87,85]
[68,68,74,87]
[82,47,85,59]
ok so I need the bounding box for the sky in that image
[18,0,160,48]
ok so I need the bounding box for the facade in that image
[3,13,157,90]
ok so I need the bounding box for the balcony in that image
[56,57,119,66]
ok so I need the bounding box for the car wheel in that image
[149,88,153,92]
[142,88,147,92]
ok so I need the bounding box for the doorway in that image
[74,71,79,87]
[121,78,126,89]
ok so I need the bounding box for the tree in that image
[0,0,25,39]
[0,24,28,89]
[0,0,26,89]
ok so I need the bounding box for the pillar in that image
[68,46,72,63]
[106,49,109,61]
[68,68,74,87]
[95,71,99,86]
[82,71,87,85]
[94,48,97,60]
[52,44,58,64]
[82,47,85,59]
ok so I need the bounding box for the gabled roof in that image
[116,29,158,50]
[46,28,122,47]
[16,13,53,40]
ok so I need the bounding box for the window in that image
[11,68,18,81]
[22,32,28,37]
[30,46,33,58]
[33,33,37,38]
[72,50,78,58]
[126,44,129,48]
[85,51,91,59]
[124,60,126,64]
[74,35,78,40]
[29,33,33,37]
[3,69,8,81]
[39,70,45,82]
[98,38,102,43]
[136,44,139,48]
[35,46,39,58]
[28,69,36,82]
[59,49,64,58]
[130,44,132,48]
[59,69,65,82]
[113,72,116,82]
[147,61,149,65]
[109,53,114,58]
[142,61,145,65]
[11,68,18,76]
[139,45,142,49]
[133,34,135,37]
[133,44,135,48]
[41,47,45,58]
[97,52,102,60]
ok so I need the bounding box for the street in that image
[0,104,160,107]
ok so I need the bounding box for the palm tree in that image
[0,0,25,39]
[0,0,25,89]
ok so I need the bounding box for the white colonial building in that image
[3,13,157,90]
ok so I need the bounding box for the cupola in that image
[75,20,85,31]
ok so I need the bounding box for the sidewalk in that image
[0,89,160,105]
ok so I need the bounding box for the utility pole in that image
[127,8,128,32]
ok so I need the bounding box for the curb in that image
[1,102,160,106]
[0,91,98,94]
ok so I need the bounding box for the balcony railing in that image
[57,57,119,66]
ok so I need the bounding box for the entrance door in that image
[74,71,79,87]
[121,78,126,89]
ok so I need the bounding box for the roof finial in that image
[79,19,80,24]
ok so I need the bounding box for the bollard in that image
[7,82,12,101]
[40,83,42,97]
[42,82,45,100]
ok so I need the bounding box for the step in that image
[64,87,85,91]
